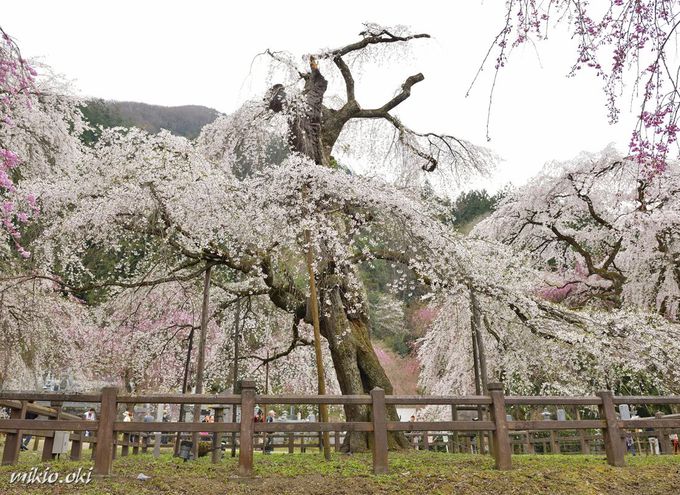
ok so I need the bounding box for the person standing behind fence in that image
[123,409,137,446]
[20,406,39,451]
[265,410,276,454]
[671,432,679,454]
[84,407,96,437]
[409,415,420,450]
[161,411,170,445]
[625,433,636,456]
[648,434,660,455]
[142,409,156,444]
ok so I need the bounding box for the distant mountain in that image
[80,99,221,143]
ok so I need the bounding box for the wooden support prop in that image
[451,405,459,453]
[238,380,255,476]
[192,263,213,460]
[121,433,130,456]
[70,432,83,461]
[94,387,118,476]
[212,407,224,463]
[1,401,26,466]
[550,430,560,454]
[42,401,62,461]
[488,383,512,470]
[303,228,331,461]
[597,391,625,467]
[524,432,532,454]
[575,408,589,454]
[132,432,140,455]
[656,412,672,454]
[371,388,388,474]
[153,404,164,458]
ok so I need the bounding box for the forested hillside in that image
[80,99,221,142]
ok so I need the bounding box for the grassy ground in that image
[0,449,678,495]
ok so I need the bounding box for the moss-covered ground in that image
[0,448,677,494]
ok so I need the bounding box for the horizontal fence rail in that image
[1,381,679,475]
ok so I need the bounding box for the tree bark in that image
[317,283,409,451]
[269,59,409,450]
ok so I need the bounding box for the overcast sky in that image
[3,0,637,191]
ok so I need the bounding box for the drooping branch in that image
[567,172,614,229]
[1,263,210,295]
[243,309,313,370]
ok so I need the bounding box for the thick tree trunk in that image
[317,283,410,451]
[271,59,409,451]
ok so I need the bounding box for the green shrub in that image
[197,441,212,457]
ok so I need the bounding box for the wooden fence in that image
[1,381,679,475]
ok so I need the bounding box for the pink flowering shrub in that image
[0,27,39,257]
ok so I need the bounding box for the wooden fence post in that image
[334,431,340,452]
[488,382,512,470]
[1,401,26,466]
[370,387,389,474]
[94,387,118,476]
[288,432,294,454]
[238,380,256,476]
[42,401,62,461]
[596,390,625,467]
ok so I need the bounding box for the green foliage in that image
[450,189,505,232]
[79,99,134,145]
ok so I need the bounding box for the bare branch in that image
[319,29,430,59]
[357,73,425,116]
[333,55,355,103]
